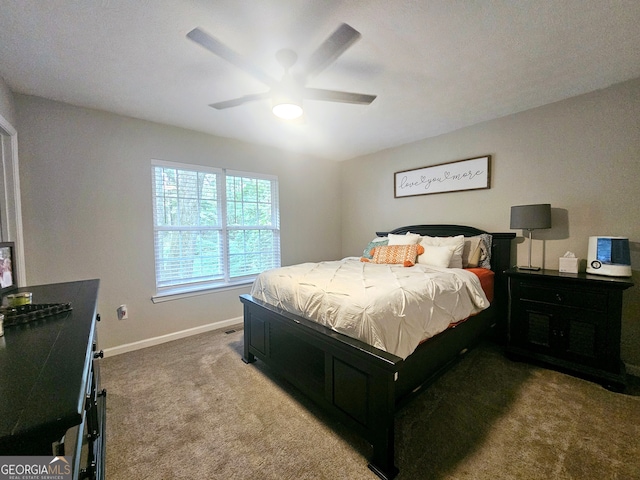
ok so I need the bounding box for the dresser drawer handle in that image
[556,293,563,303]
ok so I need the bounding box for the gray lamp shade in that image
[510,204,551,230]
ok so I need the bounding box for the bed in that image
[240,225,514,479]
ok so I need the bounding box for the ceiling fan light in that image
[272,102,303,120]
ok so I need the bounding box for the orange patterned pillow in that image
[363,244,425,267]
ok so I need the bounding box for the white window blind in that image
[152,160,280,296]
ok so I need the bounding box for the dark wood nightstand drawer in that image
[517,282,607,311]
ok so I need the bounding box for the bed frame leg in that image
[242,334,255,364]
[367,428,399,480]
[368,463,399,480]
[242,351,255,364]
[242,321,256,364]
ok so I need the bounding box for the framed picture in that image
[394,155,491,198]
[0,242,16,295]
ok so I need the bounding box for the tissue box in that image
[559,257,579,273]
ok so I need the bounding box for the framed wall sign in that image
[394,155,491,198]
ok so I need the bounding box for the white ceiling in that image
[1,1,639,161]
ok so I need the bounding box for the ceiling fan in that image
[186,23,377,120]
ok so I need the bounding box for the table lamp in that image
[510,203,551,270]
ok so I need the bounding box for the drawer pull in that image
[555,293,563,303]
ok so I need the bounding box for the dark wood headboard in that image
[375,224,514,275]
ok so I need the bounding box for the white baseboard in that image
[626,362,640,378]
[103,317,243,357]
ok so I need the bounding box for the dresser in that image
[505,268,633,391]
[0,280,105,480]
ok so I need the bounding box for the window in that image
[151,160,280,298]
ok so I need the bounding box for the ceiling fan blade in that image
[303,88,376,105]
[187,28,277,87]
[209,92,271,110]
[304,23,361,79]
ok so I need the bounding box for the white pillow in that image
[417,245,456,267]
[462,236,483,268]
[419,235,465,268]
[388,232,422,245]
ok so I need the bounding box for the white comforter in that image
[250,258,489,359]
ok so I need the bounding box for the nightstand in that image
[505,268,633,391]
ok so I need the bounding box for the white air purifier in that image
[586,236,632,277]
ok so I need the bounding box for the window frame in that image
[151,160,280,302]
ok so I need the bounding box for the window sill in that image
[151,280,253,304]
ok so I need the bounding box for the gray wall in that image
[15,95,342,350]
[340,78,640,369]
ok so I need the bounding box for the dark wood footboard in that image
[241,294,402,479]
[241,226,514,479]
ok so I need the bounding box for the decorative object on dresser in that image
[0,242,16,294]
[240,224,514,480]
[1,302,73,326]
[510,203,551,270]
[505,268,633,391]
[0,280,105,480]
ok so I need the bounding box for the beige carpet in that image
[101,327,640,479]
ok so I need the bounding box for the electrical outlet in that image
[117,304,128,320]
